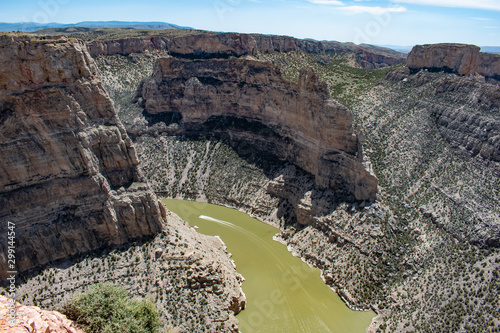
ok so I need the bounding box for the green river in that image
[163,199,374,333]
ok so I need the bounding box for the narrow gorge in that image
[1,29,499,333]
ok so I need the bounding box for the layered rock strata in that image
[0,33,164,279]
[391,62,500,168]
[385,67,500,245]
[86,32,405,68]
[407,43,500,81]
[137,57,378,201]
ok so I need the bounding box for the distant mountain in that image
[0,21,192,32]
[72,21,192,29]
[0,22,65,32]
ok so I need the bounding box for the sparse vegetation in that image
[62,283,161,333]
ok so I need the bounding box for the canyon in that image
[0,28,499,333]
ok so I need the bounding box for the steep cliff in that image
[84,31,405,68]
[0,33,164,279]
[136,57,377,201]
[477,52,500,81]
[407,43,500,81]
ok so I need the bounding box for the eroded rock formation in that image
[407,43,500,81]
[86,32,405,68]
[477,52,500,81]
[0,33,164,279]
[137,57,378,201]
[0,295,84,333]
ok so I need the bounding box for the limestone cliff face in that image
[407,43,480,76]
[86,32,405,68]
[0,34,164,279]
[477,52,500,81]
[407,43,500,81]
[137,57,377,201]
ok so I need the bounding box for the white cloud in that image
[307,0,344,5]
[393,0,500,11]
[340,5,407,14]
[484,26,499,29]
[306,0,407,15]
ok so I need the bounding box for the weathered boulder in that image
[137,57,378,201]
[0,295,84,333]
[0,33,164,279]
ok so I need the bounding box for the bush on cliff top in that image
[62,282,161,333]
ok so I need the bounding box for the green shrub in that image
[63,283,161,333]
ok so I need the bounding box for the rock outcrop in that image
[477,52,500,81]
[0,33,164,279]
[384,66,500,246]
[137,57,378,201]
[86,32,405,68]
[407,43,500,81]
[407,43,480,76]
[0,295,84,333]
[387,66,500,168]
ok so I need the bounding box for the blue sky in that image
[1,0,499,46]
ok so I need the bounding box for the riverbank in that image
[163,199,375,333]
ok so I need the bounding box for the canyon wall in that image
[86,32,405,68]
[407,43,500,81]
[136,57,378,202]
[0,34,164,279]
[399,44,500,168]
[385,66,500,246]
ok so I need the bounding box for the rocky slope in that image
[342,46,500,331]
[136,57,377,202]
[14,210,246,332]
[0,295,84,333]
[83,31,405,69]
[383,67,500,247]
[387,67,500,169]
